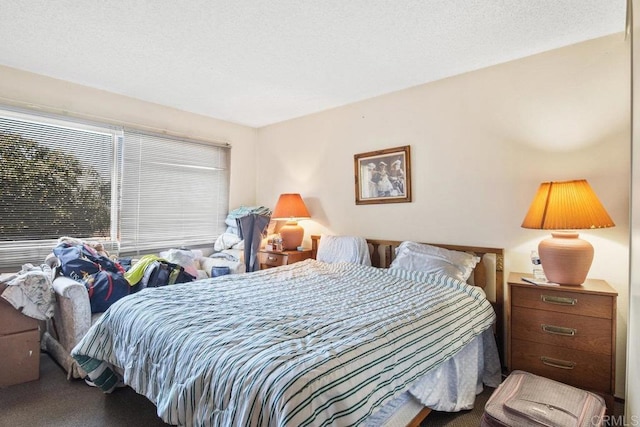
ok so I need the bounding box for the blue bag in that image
[211,266,230,277]
[84,270,130,313]
[53,244,100,282]
[53,242,129,313]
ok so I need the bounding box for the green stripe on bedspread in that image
[72,259,495,426]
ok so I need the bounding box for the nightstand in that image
[507,272,617,410]
[257,249,312,270]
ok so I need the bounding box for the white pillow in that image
[389,241,480,282]
[316,235,372,266]
[214,232,242,251]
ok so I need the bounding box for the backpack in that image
[53,243,129,313]
[53,243,124,279]
[83,270,130,313]
[130,259,195,293]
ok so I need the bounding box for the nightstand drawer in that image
[259,252,286,267]
[511,286,613,319]
[511,306,612,355]
[511,338,611,393]
[257,250,312,270]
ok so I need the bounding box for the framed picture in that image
[354,145,411,205]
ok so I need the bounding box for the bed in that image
[71,236,504,426]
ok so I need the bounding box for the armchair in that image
[41,276,103,379]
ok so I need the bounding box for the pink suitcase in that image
[481,370,606,427]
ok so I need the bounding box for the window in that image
[120,130,229,254]
[0,109,120,268]
[0,107,230,269]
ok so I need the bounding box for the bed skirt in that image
[367,328,501,426]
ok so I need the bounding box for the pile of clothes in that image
[223,205,272,236]
[1,263,56,321]
[204,205,273,274]
[49,237,197,314]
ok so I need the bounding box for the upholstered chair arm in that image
[50,276,91,353]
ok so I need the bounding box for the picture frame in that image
[354,145,411,205]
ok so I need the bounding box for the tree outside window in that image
[0,132,111,241]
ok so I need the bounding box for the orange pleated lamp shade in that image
[521,180,614,286]
[521,180,614,230]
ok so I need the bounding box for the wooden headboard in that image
[310,235,505,362]
[310,235,503,291]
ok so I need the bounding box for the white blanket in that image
[316,235,372,265]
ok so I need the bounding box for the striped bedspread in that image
[72,259,495,426]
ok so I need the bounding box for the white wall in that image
[257,34,630,397]
[0,65,258,209]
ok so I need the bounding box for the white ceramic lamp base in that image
[538,231,594,286]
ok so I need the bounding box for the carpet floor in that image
[0,353,622,426]
[0,353,166,427]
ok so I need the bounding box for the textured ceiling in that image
[0,1,627,127]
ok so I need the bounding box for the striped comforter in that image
[72,259,495,426]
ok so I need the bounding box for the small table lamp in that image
[272,193,311,250]
[521,179,615,286]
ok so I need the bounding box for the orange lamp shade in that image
[271,193,311,220]
[521,180,614,230]
[521,180,614,286]
[272,193,311,251]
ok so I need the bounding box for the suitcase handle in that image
[541,295,577,306]
[541,324,577,336]
[540,356,576,370]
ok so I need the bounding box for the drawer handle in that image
[541,295,577,306]
[541,324,577,336]
[267,256,277,261]
[540,356,576,370]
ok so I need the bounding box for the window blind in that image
[0,108,121,269]
[120,130,230,254]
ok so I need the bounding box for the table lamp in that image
[521,179,614,286]
[271,193,311,250]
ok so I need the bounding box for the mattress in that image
[72,259,496,426]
